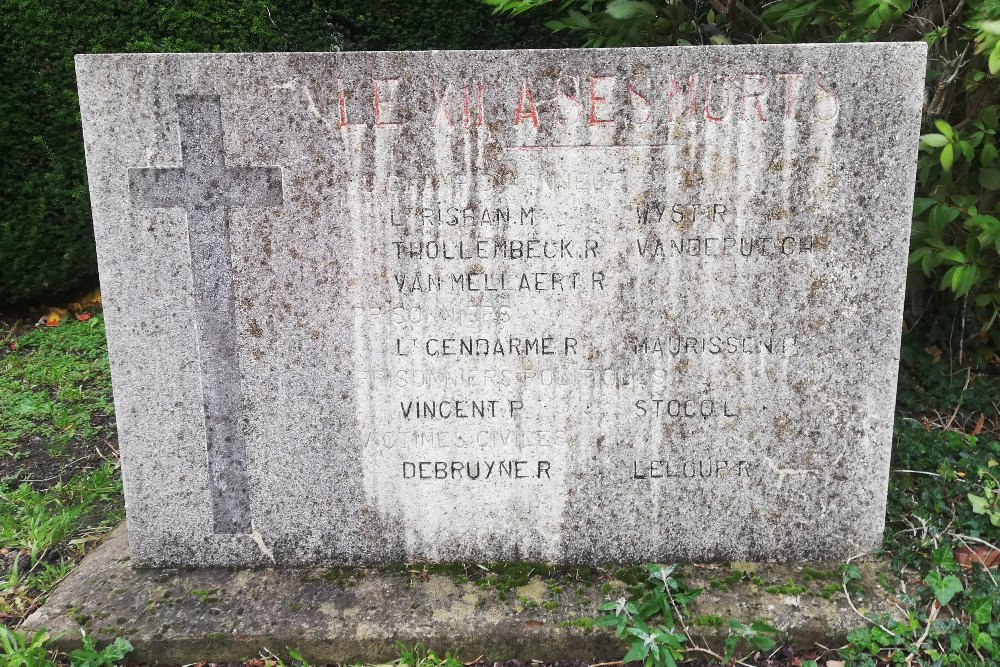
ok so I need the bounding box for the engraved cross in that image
[129,94,283,534]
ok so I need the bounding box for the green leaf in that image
[982,142,998,167]
[969,493,990,514]
[909,247,931,265]
[941,246,965,263]
[965,214,1000,232]
[972,625,995,651]
[949,265,966,291]
[960,140,975,161]
[103,638,133,662]
[923,571,964,605]
[563,10,595,28]
[920,133,950,148]
[606,0,656,20]
[722,635,739,662]
[935,118,955,138]
[750,634,777,651]
[773,0,822,23]
[622,640,648,663]
[967,596,993,624]
[990,42,1000,75]
[957,264,978,295]
[979,19,1000,36]
[847,626,871,645]
[979,167,1000,190]
[929,204,961,230]
[912,197,936,216]
[941,143,955,171]
[749,621,781,634]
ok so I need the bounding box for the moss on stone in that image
[560,617,596,635]
[691,614,725,628]
[764,581,807,595]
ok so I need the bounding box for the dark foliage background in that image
[0,0,568,308]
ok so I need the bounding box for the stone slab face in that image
[75,44,926,567]
[22,524,901,663]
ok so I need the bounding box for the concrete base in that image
[22,525,902,664]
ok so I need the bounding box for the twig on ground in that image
[685,647,755,667]
[843,553,902,640]
[905,601,940,664]
[943,367,972,431]
[662,585,735,667]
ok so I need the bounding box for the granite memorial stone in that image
[74,44,926,567]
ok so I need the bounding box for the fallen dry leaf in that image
[43,307,68,327]
[79,289,103,308]
[955,545,1000,570]
[75,312,93,322]
[972,413,985,436]
[826,661,846,667]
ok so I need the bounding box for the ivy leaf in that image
[967,596,993,625]
[924,571,964,605]
[103,638,133,662]
[969,493,990,514]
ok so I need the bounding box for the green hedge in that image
[0,0,566,308]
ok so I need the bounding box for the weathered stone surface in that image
[22,524,901,663]
[75,44,926,567]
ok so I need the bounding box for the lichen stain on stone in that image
[514,577,549,604]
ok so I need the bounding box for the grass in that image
[1,315,114,462]
[0,314,123,627]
